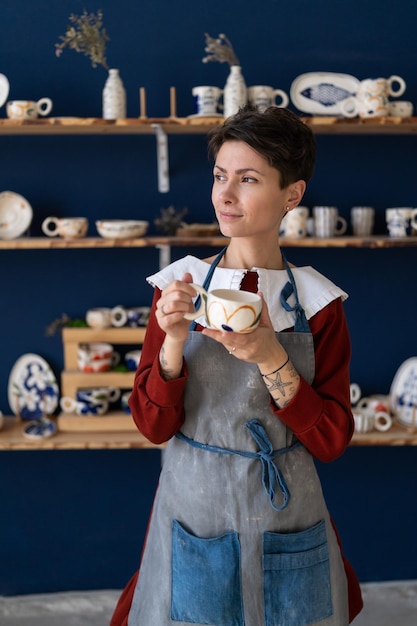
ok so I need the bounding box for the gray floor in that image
[0,581,417,625]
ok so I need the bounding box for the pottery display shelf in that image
[57,327,146,434]
[1,415,416,451]
[1,116,417,135]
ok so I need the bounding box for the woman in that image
[111,105,363,625]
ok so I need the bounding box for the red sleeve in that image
[273,297,354,462]
[128,288,188,444]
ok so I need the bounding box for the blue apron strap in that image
[280,253,310,333]
[189,246,228,331]
[175,419,301,511]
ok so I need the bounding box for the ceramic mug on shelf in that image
[385,207,417,237]
[279,206,309,239]
[121,391,132,414]
[77,342,120,373]
[86,307,113,329]
[183,285,262,333]
[312,206,347,237]
[350,206,375,237]
[126,306,151,327]
[353,408,393,433]
[6,98,53,120]
[42,216,88,239]
[388,100,414,117]
[341,75,406,118]
[248,85,289,112]
[125,350,142,371]
[60,387,120,416]
[192,86,223,116]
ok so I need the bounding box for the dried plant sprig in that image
[154,206,188,236]
[202,33,240,67]
[55,9,110,69]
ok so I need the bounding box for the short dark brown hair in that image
[207,105,316,188]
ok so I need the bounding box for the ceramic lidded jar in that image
[102,68,126,119]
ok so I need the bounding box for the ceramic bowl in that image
[95,219,149,239]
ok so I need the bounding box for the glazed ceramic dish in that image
[0,73,9,108]
[96,219,149,239]
[0,191,33,240]
[8,353,59,420]
[23,417,57,440]
[390,357,417,426]
[290,72,360,116]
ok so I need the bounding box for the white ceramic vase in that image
[223,65,247,119]
[102,68,126,119]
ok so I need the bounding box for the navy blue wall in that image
[1,0,417,594]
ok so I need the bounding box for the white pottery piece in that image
[223,65,247,119]
[103,68,126,120]
[290,72,360,116]
[8,354,59,420]
[0,191,33,240]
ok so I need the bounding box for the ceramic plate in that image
[8,353,59,420]
[290,72,359,115]
[0,191,33,240]
[389,357,417,425]
[0,73,9,108]
[23,417,57,440]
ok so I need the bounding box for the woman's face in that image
[211,140,296,241]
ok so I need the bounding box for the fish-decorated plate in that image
[290,72,360,116]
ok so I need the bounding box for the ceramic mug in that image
[77,342,120,373]
[126,306,151,327]
[125,350,142,371]
[42,217,88,239]
[350,206,375,237]
[86,307,112,329]
[386,207,417,237]
[183,285,262,333]
[60,387,120,415]
[388,100,414,117]
[192,86,223,116]
[312,206,347,237]
[6,98,53,120]
[279,206,309,239]
[121,391,131,414]
[357,394,390,414]
[353,408,393,433]
[341,76,406,118]
[248,85,289,112]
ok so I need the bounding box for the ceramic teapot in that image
[0,73,10,108]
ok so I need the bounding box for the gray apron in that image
[129,251,349,626]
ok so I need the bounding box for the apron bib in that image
[129,253,349,626]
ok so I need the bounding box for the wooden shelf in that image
[0,416,163,450]
[0,235,416,250]
[1,415,416,450]
[1,116,417,135]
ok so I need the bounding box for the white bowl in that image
[96,219,149,239]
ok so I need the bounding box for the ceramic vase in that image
[223,65,247,119]
[102,68,126,119]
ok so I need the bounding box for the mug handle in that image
[273,89,289,108]
[335,216,347,236]
[60,397,77,413]
[37,97,53,116]
[41,217,59,237]
[387,75,406,98]
[374,411,393,432]
[111,351,121,367]
[410,208,417,230]
[340,96,358,118]
[183,284,208,320]
[108,387,121,402]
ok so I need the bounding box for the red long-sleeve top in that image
[129,271,354,460]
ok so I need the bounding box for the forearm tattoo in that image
[262,360,300,408]
[159,345,176,380]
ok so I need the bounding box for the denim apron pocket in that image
[171,519,244,625]
[263,520,332,626]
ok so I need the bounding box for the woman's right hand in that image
[156,272,197,342]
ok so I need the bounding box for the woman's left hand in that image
[201,294,287,370]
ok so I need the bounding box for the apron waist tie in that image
[175,418,301,512]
